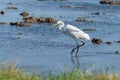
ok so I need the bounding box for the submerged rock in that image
[100,0,120,5]
[24,16,57,23]
[10,16,57,27]
[37,0,67,1]
[0,22,7,24]
[75,17,88,22]
[37,17,57,23]
[116,40,120,43]
[75,17,95,22]
[83,28,96,31]
[92,38,103,44]
[91,12,100,15]
[10,22,31,27]
[23,16,37,23]
[105,41,112,44]
[7,2,13,4]
[115,51,120,54]
[60,5,71,8]
[0,11,5,15]
[53,0,68,1]
[6,6,18,9]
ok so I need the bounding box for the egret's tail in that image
[84,33,90,41]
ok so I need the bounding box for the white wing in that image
[63,24,90,40]
[65,24,84,33]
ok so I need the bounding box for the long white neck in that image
[59,24,64,31]
[57,21,65,31]
[58,22,65,31]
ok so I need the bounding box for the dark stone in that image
[37,17,57,23]
[10,22,31,27]
[6,6,18,9]
[116,40,120,43]
[115,51,120,54]
[0,22,7,24]
[20,11,29,17]
[23,16,37,23]
[105,41,112,44]
[83,28,96,31]
[75,17,88,22]
[100,0,120,5]
[92,38,103,44]
[0,11,5,15]
[60,5,71,8]
[91,12,100,15]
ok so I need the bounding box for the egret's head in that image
[56,21,64,25]
[49,21,64,28]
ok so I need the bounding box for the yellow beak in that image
[49,24,57,28]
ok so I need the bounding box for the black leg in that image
[71,47,76,56]
[71,40,79,56]
[76,41,85,56]
[71,41,85,57]
[76,46,79,56]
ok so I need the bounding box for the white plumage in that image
[63,24,90,41]
[50,21,90,56]
[56,21,90,40]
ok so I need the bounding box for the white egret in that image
[50,21,90,56]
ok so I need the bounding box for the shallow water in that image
[0,0,120,73]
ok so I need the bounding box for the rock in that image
[6,6,18,9]
[46,17,57,23]
[37,0,68,1]
[74,6,87,9]
[10,16,57,27]
[83,28,96,31]
[37,17,46,22]
[10,22,17,25]
[100,0,120,5]
[23,16,57,23]
[0,22,7,24]
[116,40,120,43]
[53,0,68,1]
[91,12,100,15]
[23,16,37,23]
[115,51,120,54]
[7,2,13,4]
[75,17,88,22]
[60,5,71,8]
[105,41,112,44]
[37,0,47,1]
[60,5,86,9]
[20,11,29,17]
[17,32,23,35]
[92,38,103,44]
[0,11,5,15]
[10,22,31,27]
[37,17,57,23]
